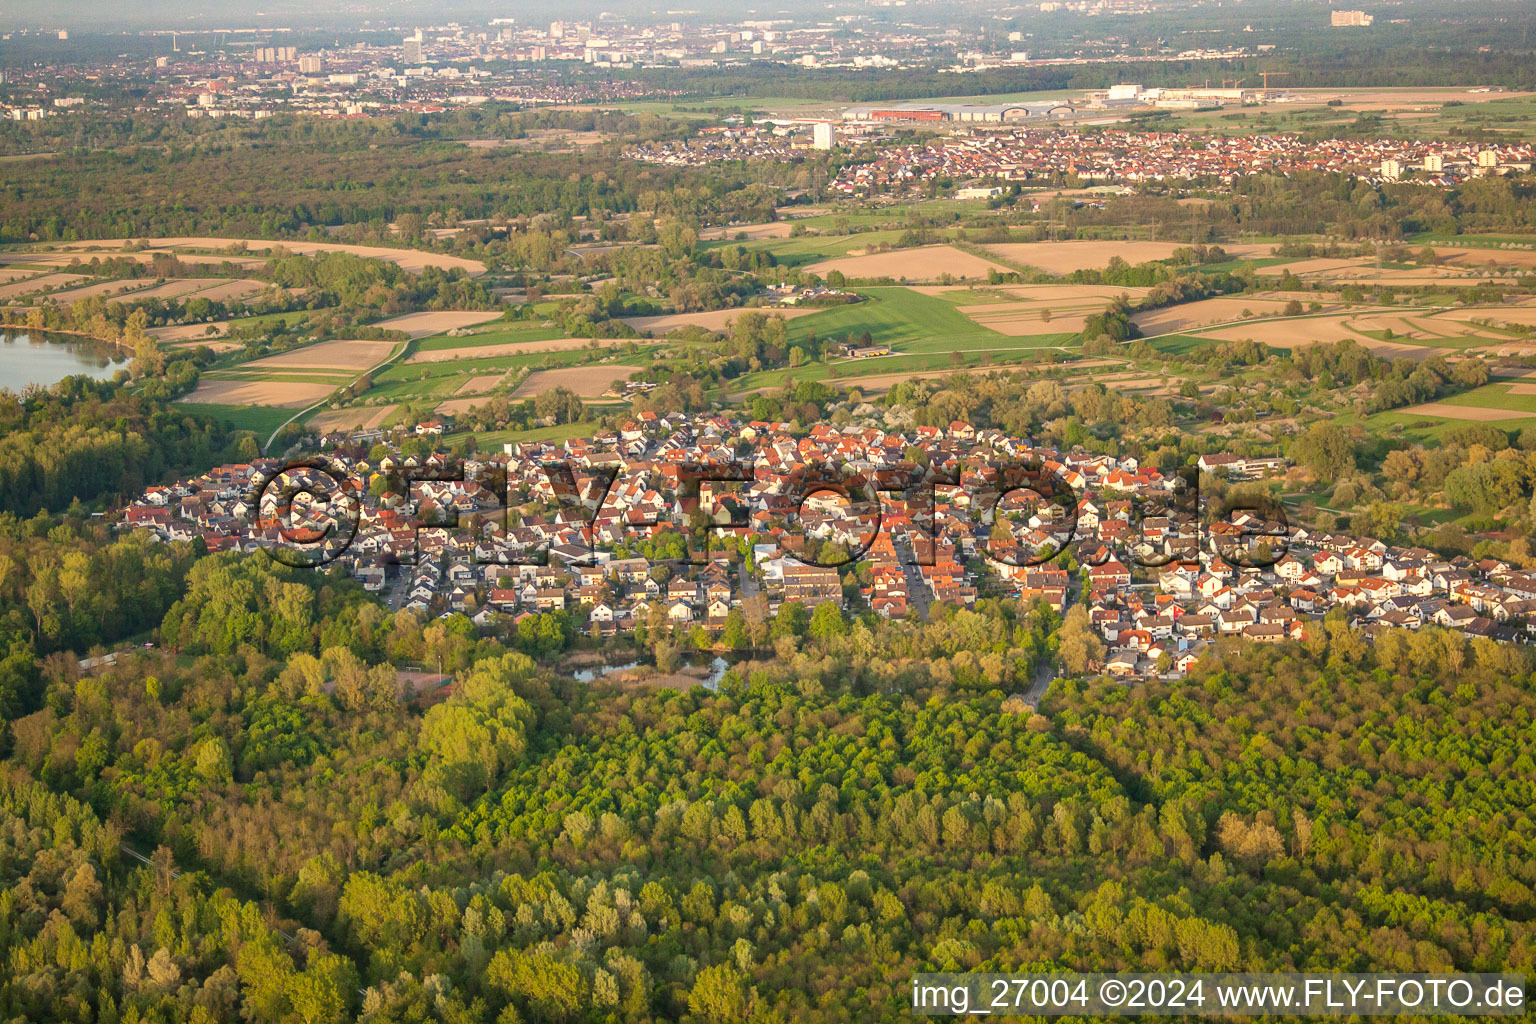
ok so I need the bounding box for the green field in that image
[176,402,297,436]
[785,286,1015,350]
[721,286,1074,392]
[1434,383,1536,414]
[470,421,597,449]
[414,324,568,351]
[366,344,663,404]
[710,228,934,267]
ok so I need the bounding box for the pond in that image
[0,330,128,392]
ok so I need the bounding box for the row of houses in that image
[122,413,1532,674]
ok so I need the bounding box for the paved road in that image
[897,540,933,619]
[1019,659,1058,708]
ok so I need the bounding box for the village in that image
[828,128,1536,195]
[118,413,1536,679]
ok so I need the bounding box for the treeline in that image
[0,127,787,244]
[0,376,240,519]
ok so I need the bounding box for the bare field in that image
[1257,257,1368,277]
[1196,316,1369,348]
[622,307,823,334]
[0,267,47,284]
[407,336,625,363]
[0,273,89,300]
[308,405,398,432]
[1196,314,1444,360]
[246,339,396,371]
[12,249,268,271]
[995,284,1153,303]
[700,222,795,241]
[1441,307,1536,328]
[511,365,644,399]
[129,279,219,302]
[1132,297,1297,335]
[984,240,1270,274]
[149,321,230,342]
[1259,256,1502,285]
[1401,401,1536,422]
[455,374,506,396]
[958,306,1090,335]
[1433,247,1536,270]
[1336,273,1519,287]
[194,279,271,302]
[1350,314,1482,339]
[805,244,1013,282]
[1474,343,1536,357]
[373,310,504,339]
[179,379,336,408]
[46,279,155,304]
[55,237,486,276]
[434,398,489,416]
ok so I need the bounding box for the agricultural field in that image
[178,379,336,409]
[804,244,1012,282]
[414,324,567,351]
[1175,303,1531,357]
[698,222,795,241]
[510,364,645,399]
[0,273,88,300]
[1132,296,1304,335]
[372,310,504,339]
[1410,382,1536,419]
[983,240,1271,274]
[725,286,1079,393]
[621,306,824,335]
[49,236,487,276]
[937,283,1153,336]
[307,405,399,433]
[45,279,156,303]
[244,339,397,372]
[147,322,232,344]
[453,374,507,396]
[174,402,299,436]
[407,335,631,362]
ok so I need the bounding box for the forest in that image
[0,532,1531,1023]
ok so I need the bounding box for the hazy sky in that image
[0,0,765,32]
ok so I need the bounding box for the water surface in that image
[0,330,128,392]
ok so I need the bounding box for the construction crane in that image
[1221,77,1247,89]
[1260,70,1289,91]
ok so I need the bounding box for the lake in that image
[0,330,129,392]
